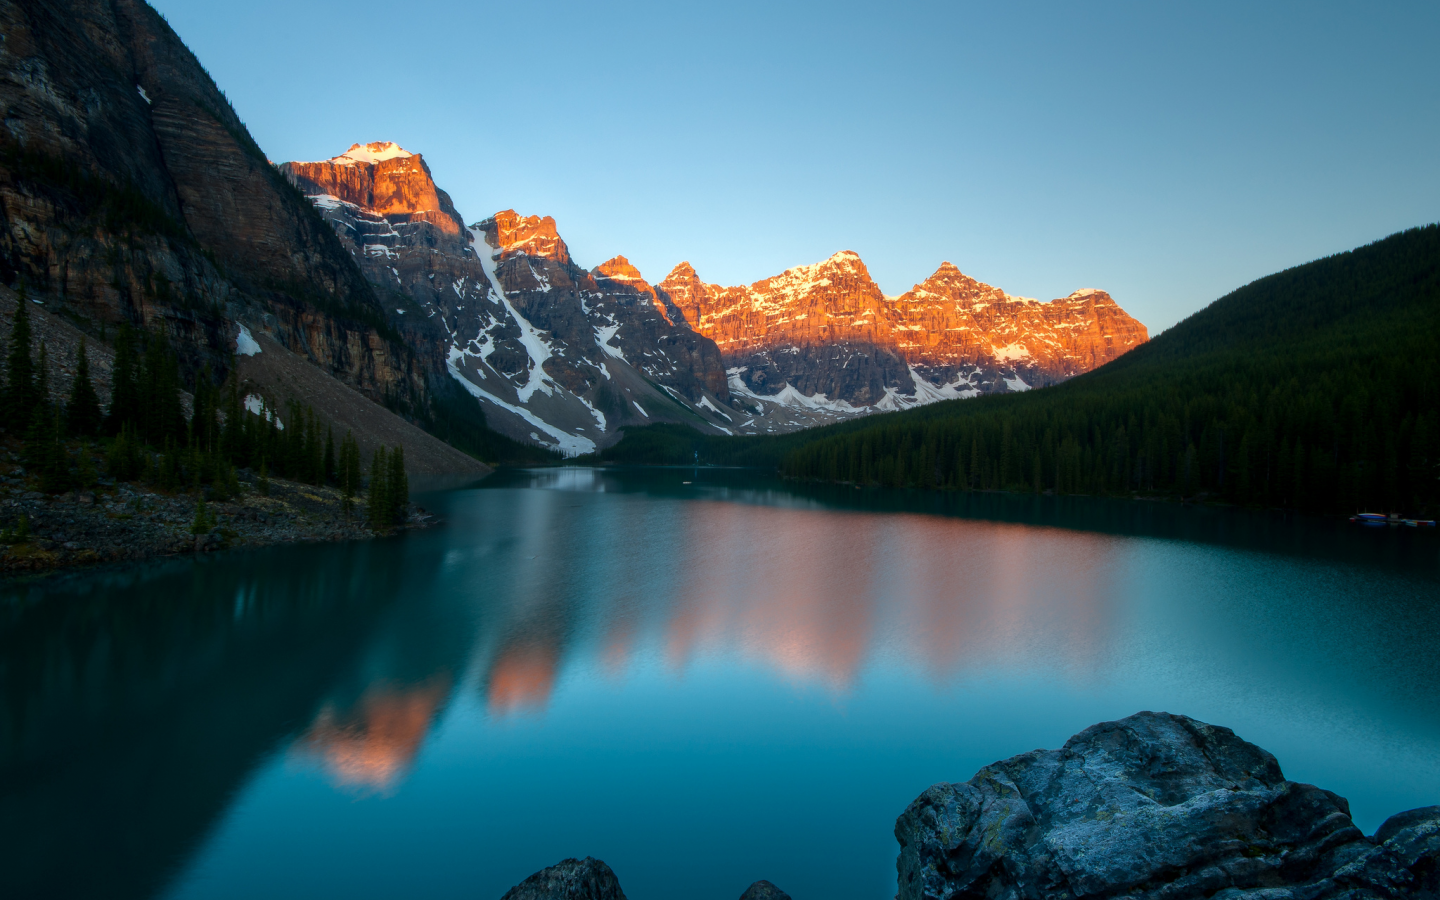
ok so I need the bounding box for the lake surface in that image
[3,468,1438,900]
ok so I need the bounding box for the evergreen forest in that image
[1,293,411,529]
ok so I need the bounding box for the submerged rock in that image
[500,857,626,900]
[895,711,1440,899]
[738,880,792,900]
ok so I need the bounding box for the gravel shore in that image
[0,462,433,575]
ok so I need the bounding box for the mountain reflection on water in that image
[1,467,1437,900]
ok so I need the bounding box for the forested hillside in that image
[778,225,1439,514]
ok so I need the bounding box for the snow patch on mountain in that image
[235,323,261,356]
[243,394,283,429]
[472,226,557,403]
[594,323,625,360]
[446,347,594,456]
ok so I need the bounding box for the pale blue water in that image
[2,468,1437,900]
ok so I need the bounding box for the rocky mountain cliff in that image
[657,251,1149,411]
[282,147,740,453]
[0,0,483,471]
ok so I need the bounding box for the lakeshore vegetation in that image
[1,291,411,530]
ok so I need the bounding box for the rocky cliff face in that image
[283,147,740,454]
[657,252,1149,411]
[0,0,427,413]
[896,712,1439,900]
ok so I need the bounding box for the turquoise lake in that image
[2,467,1438,899]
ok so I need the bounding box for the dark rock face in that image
[0,0,430,411]
[738,879,792,900]
[895,712,1440,900]
[500,857,627,900]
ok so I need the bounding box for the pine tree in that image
[77,445,97,489]
[257,458,270,496]
[5,285,36,431]
[34,409,71,494]
[190,497,213,535]
[308,412,323,484]
[367,446,390,529]
[221,377,244,464]
[324,426,336,485]
[106,324,140,435]
[107,423,142,481]
[140,329,185,445]
[339,431,361,516]
[388,444,408,525]
[189,363,218,451]
[67,337,103,437]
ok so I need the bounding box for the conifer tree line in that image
[780,226,1440,516]
[1,288,408,522]
[779,381,1437,515]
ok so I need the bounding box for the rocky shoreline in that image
[0,460,434,575]
[501,713,1437,900]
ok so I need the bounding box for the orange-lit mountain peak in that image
[908,261,1002,300]
[485,209,573,265]
[280,142,463,235]
[594,255,651,288]
[663,260,699,282]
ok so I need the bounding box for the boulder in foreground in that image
[500,857,626,900]
[738,880,792,900]
[896,711,1440,899]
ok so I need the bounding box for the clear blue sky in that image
[151,0,1439,331]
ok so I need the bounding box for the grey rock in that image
[500,857,626,900]
[895,712,1440,900]
[739,880,791,900]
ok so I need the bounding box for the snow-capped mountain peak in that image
[329,141,414,165]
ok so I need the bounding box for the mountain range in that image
[0,0,1144,465]
[280,141,1147,455]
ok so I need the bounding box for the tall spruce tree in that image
[106,324,140,435]
[339,431,361,516]
[367,446,390,529]
[323,426,336,485]
[189,363,218,451]
[67,337,103,438]
[140,329,185,445]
